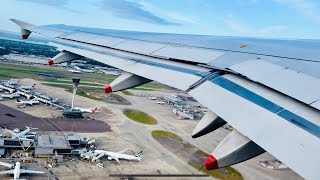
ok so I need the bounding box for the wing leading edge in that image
[10,19,320,180]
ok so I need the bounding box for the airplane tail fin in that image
[26,126,38,130]
[135,151,143,158]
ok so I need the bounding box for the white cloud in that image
[164,12,198,24]
[224,17,252,34]
[274,0,320,22]
[224,15,287,36]
[259,25,288,34]
[139,0,197,25]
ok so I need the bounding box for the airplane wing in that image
[20,169,44,174]
[113,157,120,164]
[108,156,121,164]
[0,162,14,168]
[11,19,320,180]
[4,129,17,136]
[0,169,15,175]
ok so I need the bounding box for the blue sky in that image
[1,0,320,39]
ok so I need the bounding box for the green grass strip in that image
[123,109,157,125]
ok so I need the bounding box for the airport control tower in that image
[71,77,80,109]
[63,77,83,118]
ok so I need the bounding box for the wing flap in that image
[5,129,16,136]
[229,59,320,110]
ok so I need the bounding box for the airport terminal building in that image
[35,134,72,157]
[0,134,81,158]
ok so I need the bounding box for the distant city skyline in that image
[1,0,320,39]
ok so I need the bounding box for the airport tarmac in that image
[0,103,111,133]
[0,78,303,180]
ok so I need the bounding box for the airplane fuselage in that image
[16,100,40,105]
[12,129,31,139]
[94,150,141,162]
[14,162,20,180]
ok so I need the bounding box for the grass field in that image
[123,109,157,125]
[44,80,104,87]
[152,130,183,141]
[0,63,65,73]
[0,69,44,79]
[0,63,172,92]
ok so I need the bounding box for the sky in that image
[1,0,320,39]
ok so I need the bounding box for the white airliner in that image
[0,93,20,99]
[19,84,36,90]
[93,149,143,163]
[0,161,44,180]
[73,107,98,113]
[16,99,40,106]
[69,69,81,73]
[11,18,320,179]
[155,101,165,105]
[148,96,157,100]
[5,126,37,139]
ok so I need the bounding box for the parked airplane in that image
[19,84,36,90]
[0,93,20,99]
[0,161,44,180]
[16,99,40,106]
[73,107,98,113]
[69,69,81,73]
[11,18,320,180]
[155,101,165,105]
[148,96,157,100]
[92,149,143,163]
[5,126,37,139]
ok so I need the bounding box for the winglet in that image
[10,18,35,40]
[10,19,35,29]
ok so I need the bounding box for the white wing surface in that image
[20,169,44,174]
[0,170,15,175]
